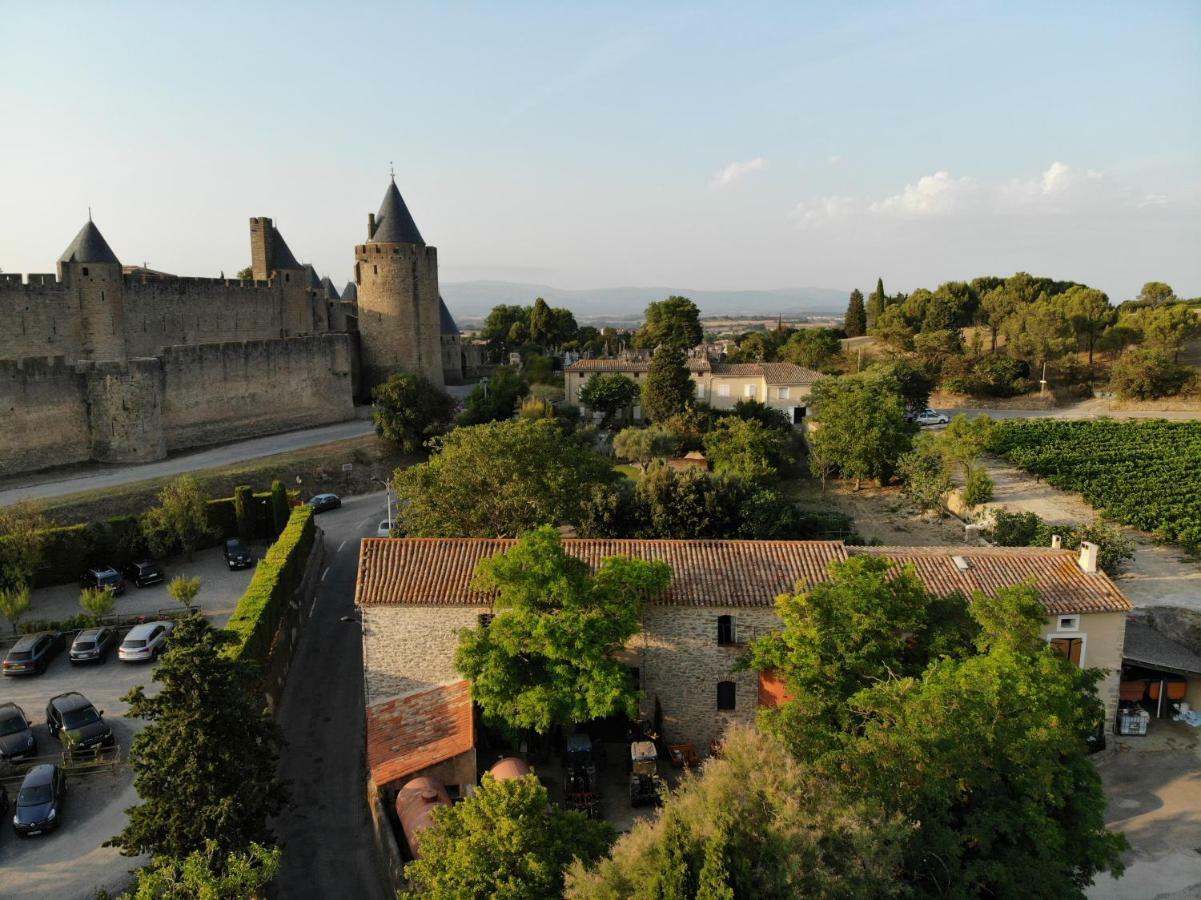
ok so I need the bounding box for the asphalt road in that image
[0,419,376,508]
[270,492,389,900]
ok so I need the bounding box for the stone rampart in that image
[0,356,91,475]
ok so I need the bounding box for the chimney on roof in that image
[1078,541,1099,574]
[1050,534,1062,549]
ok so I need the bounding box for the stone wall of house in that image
[360,605,487,706]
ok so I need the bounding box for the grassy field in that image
[36,435,421,526]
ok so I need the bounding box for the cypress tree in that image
[844,289,867,337]
[641,345,694,422]
[866,277,886,329]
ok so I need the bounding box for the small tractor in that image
[563,733,601,818]
[628,739,662,807]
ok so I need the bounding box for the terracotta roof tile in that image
[710,361,822,384]
[849,546,1132,615]
[565,358,710,374]
[356,539,1131,615]
[366,681,474,788]
[355,538,847,609]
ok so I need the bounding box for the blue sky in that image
[1,1,1198,302]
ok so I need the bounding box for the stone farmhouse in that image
[564,356,822,425]
[0,179,482,477]
[354,537,1131,796]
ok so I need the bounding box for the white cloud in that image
[868,170,979,216]
[709,157,765,190]
[789,195,858,227]
[996,161,1106,210]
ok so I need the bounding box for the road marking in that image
[321,567,330,582]
[337,540,347,554]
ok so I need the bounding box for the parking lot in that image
[0,543,258,900]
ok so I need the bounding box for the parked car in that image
[376,519,393,538]
[0,702,36,761]
[119,620,175,662]
[915,408,950,426]
[307,492,342,513]
[69,627,117,665]
[122,559,165,588]
[80,566,126,595]
[2,632,66,676]
[12,764,66,837]
[224,538,255,570]
[46,692,115,756]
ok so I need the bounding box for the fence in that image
[0,743,123,792]
[0,607,189,653]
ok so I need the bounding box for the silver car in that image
[118,621,175,663]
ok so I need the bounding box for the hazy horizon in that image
[1,2,1198,306]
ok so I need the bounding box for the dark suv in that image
[81,566,126,595]
[122,560,165,588]
[46,692,115,757]
[0,702,36,761]
[12,764,66,836]
[224,538,254,570]
[2,632,65,676]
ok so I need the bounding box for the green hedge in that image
[224,505,316,666]
[7,488,287,588]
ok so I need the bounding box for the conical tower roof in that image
[320,276,340,300]
[438,297,460,336]
[342,282,358,302]
[59,220,120,265]
[370,178,424,244]
[271,227,301,270]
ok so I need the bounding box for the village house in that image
[355,537,1131,795]
[564,357,823,425]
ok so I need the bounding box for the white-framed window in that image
[777,387,790,400]
[718,383,730,398]
[1057,615,1080,632]
[743,384,756,398]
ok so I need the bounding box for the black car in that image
[69,626,117,664]
[12,764,66,837]
[122,559,165,588]
[2,631,66,676]
[46,692,115,757]
[307,492,341,513]
[0,702,36,761]
[80,566,126,595]
[224,538,255,570]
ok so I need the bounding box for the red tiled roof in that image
[849,546,1132,615]
[355,538,847,608]
[356,539,1131,615]
[564,358,710,374]
[366,681,474,788]
[711,361,822,384]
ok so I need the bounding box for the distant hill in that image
[440,280,849,325]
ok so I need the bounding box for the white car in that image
[377,520,394,538]
[118,621,176,663]
[915,409,950,426]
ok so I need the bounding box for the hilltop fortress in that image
[0,179,479,477]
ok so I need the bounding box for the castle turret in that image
[58,219,126,361]
[248,217,317,335]
[353,177,444,391]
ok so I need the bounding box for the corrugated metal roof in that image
[355,538,847,608]
[355,539,1132,615]
[1123,620,1201,674]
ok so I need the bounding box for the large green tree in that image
[393,418,617,537]
[0,500,49,593]
[641,344,695,422]
[897,439,953,514]
[457,366,529,426]
[1001,298,1073,371]
[140,476,216,561]
[806,375,914,489]
[406,773,613,899]
[778,328,841,370]
[455,526,671,732]
[130,841,281,900]
[371,371,456,452]
[108,614,287,859]
[579,373,640,428]
[1057,286,1115,367]
[843,289,867,337]
[702,417,793,484]
[1135,281,1177,306]
[565,727,906,899]
[866,277,886,329]
[613,425,678,473]
[634,296,703,350]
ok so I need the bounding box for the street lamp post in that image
[372,478,394,530]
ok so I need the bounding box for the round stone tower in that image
[353,178,445,393]
[57,219,127,362]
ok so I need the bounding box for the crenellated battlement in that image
[0,273,64,290]
[0,354,74,377]
[121,274,280,291]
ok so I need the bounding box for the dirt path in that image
[805,482,968,546]
[982,457,1201,612]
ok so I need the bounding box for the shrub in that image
[270,480,290,537]
[224,506,316,665]
[233,485,253,541]
[987,509,1135,575]
[943,355,1031,398]
[963,468,995,507]
[1109,348,1192,400]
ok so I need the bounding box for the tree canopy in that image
[0,500,49,592]
[140,476,216,560]
[130,841,281,900]
[371,371,456,453]
[807,374,914,489]
[702,416,793,484]
[393,418,617,537]
[457,366,529,426]
[634,296,703,350]
[641,345,695,422]
[455,526,671,732]
[406,773,613,899]
[844,289,867,337]
[579,373,641,428]
[613,425,678,473]
[108,614,287,860]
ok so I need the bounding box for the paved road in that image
[271,492,389,900]
[943,398,1201,421]
[0,419,376,508]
